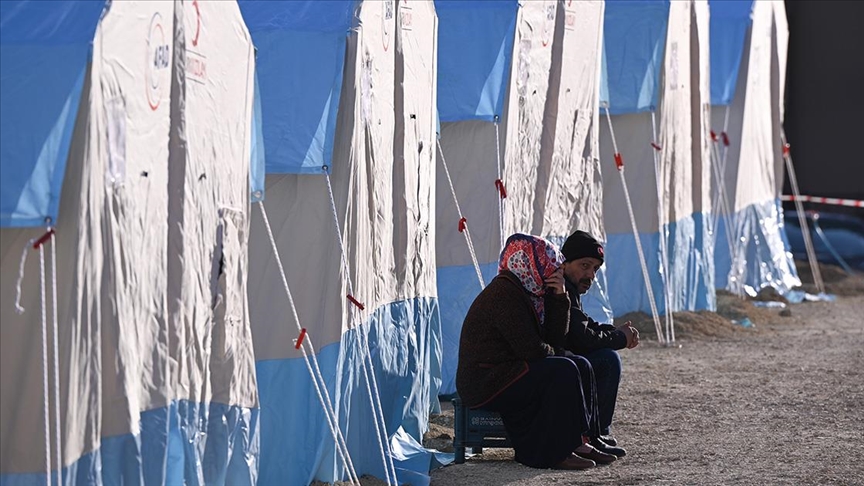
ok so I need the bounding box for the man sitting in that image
[560,230,640,457]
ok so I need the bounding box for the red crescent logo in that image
[191,0,201,47]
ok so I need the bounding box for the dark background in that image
[783,0,864,218]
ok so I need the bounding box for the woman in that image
[455,234,616,470]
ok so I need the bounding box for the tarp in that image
[600,0,716,321]
[708,0,752,105]
[0,0,104,227]
[238,0,354,175]
[436,1,606,395]
[710,0,799,296]
[435,0,518,122]
[245,1,443,484]
[1,1,259,485]
[600,0,669,114]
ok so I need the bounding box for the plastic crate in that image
[452,397,512,464]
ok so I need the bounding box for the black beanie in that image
[561,230,604,264]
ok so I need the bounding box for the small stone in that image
[779,309,792,317]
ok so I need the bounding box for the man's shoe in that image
[600,435,617,446]
[590,437,626,458]
[554,453,595,470]
[573,444,617,465]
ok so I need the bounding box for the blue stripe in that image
[256,297,442,485]
[605,212,716,317]
[0,402,258,486]
[435,262,498,396]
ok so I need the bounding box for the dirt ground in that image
[424,262,864,485]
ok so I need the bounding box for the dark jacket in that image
[564,280,627,354]
[456,271,570,408]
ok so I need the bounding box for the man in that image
[560,230,640,457]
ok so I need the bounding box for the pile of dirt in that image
[614,260,864,341]
[795,260,864,296]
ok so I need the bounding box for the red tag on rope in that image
[295,328,307,349]
[614,153,624,170]
[721,132,730,147]
[32,228,55,250]
[347,294,365,311]
[782,143,791,156]
[458,217,467,233]
[650,142,662,151]
[710,130,718,142]
[494,179,507,199]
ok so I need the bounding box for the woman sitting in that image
[455,233,616,470]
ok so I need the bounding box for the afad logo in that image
[146,12,171,111]
[185,0,207,83]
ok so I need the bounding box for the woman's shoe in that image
[574,444,617,464]
[554,453,596,470]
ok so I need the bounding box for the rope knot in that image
[346,294,365,311]
[494,179,507,199]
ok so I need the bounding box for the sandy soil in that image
[425,262,864,485]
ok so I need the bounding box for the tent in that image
[435,0,606,395]
[708,0,799,296]
[598,0,715,343]
[1,0,258,484]
[241,1,443,484]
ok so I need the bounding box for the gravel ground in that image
[425,263,864,486]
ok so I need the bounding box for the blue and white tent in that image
[1,1,259,484]
[435,0,606,395]
[242,1,444,484]
[599,0,716,339]
[708,0,799,296]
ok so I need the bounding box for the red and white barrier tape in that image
[780,195,864,208]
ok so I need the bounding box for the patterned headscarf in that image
[498,233,565,326]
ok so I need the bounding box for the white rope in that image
[650,112,675,344]
[256,201,359,485]
[603,106,665,344]
[323,172,399,486]
[38,244,52,484]
[14,240,33,314]
[494,117,505,250]
[780,130,824,293]
[50,232,62,484]
[296,337,359,485]
[709,136,736,258]
[436,139,486,290]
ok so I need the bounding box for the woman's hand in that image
[544,267,566,295]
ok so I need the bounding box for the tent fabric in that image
[436,1,606,395]
[600,0,670,115]
[435,0,518,122]
[691,0,716,310]
[600,0,715,318]
[0,1,259,484]
[238,0,354,175]
[708,0,752,105]
[711,0,799,295]
[0,0,105,227]
[246,1,442,484]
